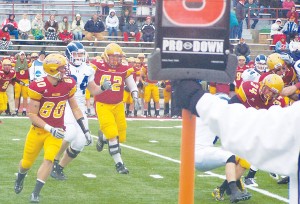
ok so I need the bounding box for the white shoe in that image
[244,178,258,187]
[269,173,280,180]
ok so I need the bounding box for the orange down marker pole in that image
[179,109,196,204]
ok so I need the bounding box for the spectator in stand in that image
[44,15,58,40]
[58,16,73,44]
[2,14,19,39]
[236,0,245,39]
[289,35,300,60]
[235,38,251,64]
[244,0,259,29]
[258,0,270,13]
[105,9,119,41]
[141,16,155,42]
[282,0,296,18]
[119,9,131,33]
[275,35,290,53]
[123,16,141,42]
[230,10,239,39]
[0,25,11,50]
[121,0,134,14]
[18,14,31,40]
[71,14,84,41]
[287,6,299,24]
[269,0,282,18]
[84,14,105,45]
[31,14,44,40]
[282,16,298,43]
[270,18,283,38]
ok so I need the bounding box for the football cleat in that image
[30,192,40,203]
[96,130,107,152]
[244,178,258,187]
[277,176,289,184]
[14,177,24,194]
[51,169,67,180]
[211,187,225,201]
[115,162,129,174]
[269,173,280,180]
[230,191,252,203]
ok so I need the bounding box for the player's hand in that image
[84,131,93,146]
[133,97,139,111]
[101,79,112,91]
[160,81,166,88]
[174,80,206,116]
[124,85,130,92]
[50,127,65,139]
[281,85,298,97]
[143,81,148,86]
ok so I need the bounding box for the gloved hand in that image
[160,81,166,88]
[174,80,206,116]
[50,127,65,139]
[101,79,112,91]
[84,131,93,146]
[124,85,130,92]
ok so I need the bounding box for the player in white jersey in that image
[51,42,111,180]
[241,54,267,83]
[195,94,251,202]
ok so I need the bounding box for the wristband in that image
[44,124,53,132]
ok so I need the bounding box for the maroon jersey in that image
[28,77,76,129]
[209,82,231,94]
[0,69,16,92]
[235,65,249,89]
[93,60,133,104]
[236,81,286,109]
[259,67,297,86]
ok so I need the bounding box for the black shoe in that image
[277,176,289,184]
[230,191,251,203]
[51,169,67,180]
[115,162,129,174]
[14,177,25,194]
[5,110,11,116]
[22,111,26,116]
[15,111,18,116]
[96,130,106,152]
[30,192,40,203]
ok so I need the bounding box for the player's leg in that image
[0,92,8,123]
[244,165,259,187]
[21,81,29,116]
[14,83,21,115]
[152,85,160,117]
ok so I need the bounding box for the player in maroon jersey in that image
[92,43,138,174]
[0,59,26,122]
[234,55,249,90]
[14,54,91,203]
[230,74,286,109]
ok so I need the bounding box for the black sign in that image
[148,0,237,83]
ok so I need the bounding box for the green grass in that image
[0,118,288,204]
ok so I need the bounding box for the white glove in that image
[101,79,112,91]
[50,127,65,139]
[84,131,93,146]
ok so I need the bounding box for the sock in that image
[236,179,244,192]
[16,171,27,183]
[245,168,257,179]
[228,181,239,194]
[164,103,169,115]
[155,109,159,116]
[219,180,228,194]
[15,109,18,113]
[33,179,45,196]
[144,110,147,116]
[109,140,123,164]
[134,110,137,116]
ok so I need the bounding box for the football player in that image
[14,54,92,203]
[195,94,251,202]
[93,43,139,174]
[160,80,172,117]
[234,55,249,90]
[14,51,31,116]
[51,42,111,180]
[123,57,136,117]
[0,59,27,120]
[241,54,267,83]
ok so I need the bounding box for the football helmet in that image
[254,54,267,73]
[2,59,12,73]
[103,43,123,68]
[267,53,286,77]
[260,74,284,105]
[65,41,86,66]
[279,52,294,66]
[43,54,67,80]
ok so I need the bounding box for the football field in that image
[0,117,288,204]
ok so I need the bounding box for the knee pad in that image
[66,146,80,159]
[108,138,121,156]
[226,155,236,164]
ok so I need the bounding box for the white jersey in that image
[195,117,218,147]
[196,93,300,204]
[29,59,46,81]
[241,68,261,83]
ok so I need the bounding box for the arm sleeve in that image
[125,75,138,93]
[196,93,299,177]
